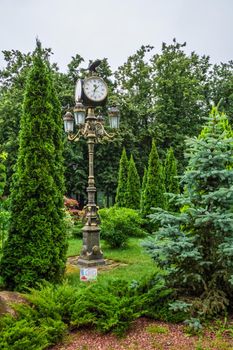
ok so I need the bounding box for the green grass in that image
[67,238,82,257]
[66,237,159,284]
[146,324,169,334]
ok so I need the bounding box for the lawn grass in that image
[66,237,159,284]
[67,238,82,257]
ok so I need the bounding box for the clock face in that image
[83,77,108,102]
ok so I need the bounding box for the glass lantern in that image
[63,111,74,133]
[108,106,120,129]
[74,102,86,125]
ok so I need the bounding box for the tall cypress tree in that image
[140,167,147,212]
[0,152,10,254]
[142,140,166,217]
[115,148,128,207]
[0,41,67,291]
[0,152,7,197]
[164,147,179,210]
[125,155,141,209]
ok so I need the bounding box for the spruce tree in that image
[140,167,147,212]
[144,108,233,316]
[0,41,67,291]
[115,148,128,207]
[142,140,166,217]
[125,155,141,209]
[164,147,179,210]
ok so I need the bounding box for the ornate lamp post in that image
[63,60,120,267]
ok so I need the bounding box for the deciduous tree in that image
[209,61,233,124]
[151,39,210,164]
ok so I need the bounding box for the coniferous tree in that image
[0,152,7,196]
[0,152,10,253]
[125,155,141,209]
[0,41,67,291]
[164,147,179,210]
[115,148,128,207]
[144,108,233,316]
[0,47,59,195]
[142,140,166,217]
[140,167,147,212]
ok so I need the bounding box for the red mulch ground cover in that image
[50,317,233,350]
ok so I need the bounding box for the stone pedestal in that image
[77,224,105,267]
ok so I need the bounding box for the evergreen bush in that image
[0,276,175,348]
[115,148,128,207]
[140,167,147,212]
[0,152,7,197]
[99,207,146,248]
[125,155,141,209]
[131,274,187,323]
[0,41,67,291]
[0,153,10,253]
[142,140,166,217]
[0,283,72,350]
[164,147,179,211]
[71,280,140,336]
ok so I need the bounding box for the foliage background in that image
[0,40,232,203]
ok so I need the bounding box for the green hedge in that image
[99,207,147,248]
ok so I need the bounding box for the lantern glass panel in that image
[64,119,74,133]
[109,115,120,129]
[74,111,85,125]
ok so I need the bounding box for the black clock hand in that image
[93,85,98,93]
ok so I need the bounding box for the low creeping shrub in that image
[0,275,177,349]
[71,280,141,336]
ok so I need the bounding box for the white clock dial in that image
[83,77,108,102]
